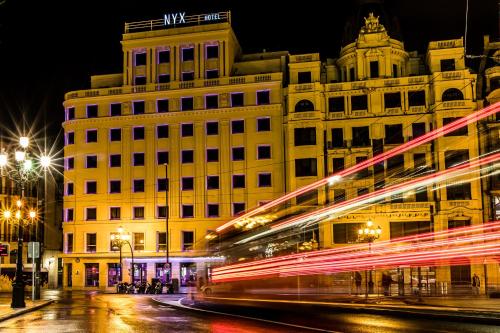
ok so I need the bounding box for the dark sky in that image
[0,0,497,140]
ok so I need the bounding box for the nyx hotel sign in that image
[164,12,222,26]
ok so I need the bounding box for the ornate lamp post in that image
[0,136,51,308]
[357,220,382,299]
[111,226,134,284]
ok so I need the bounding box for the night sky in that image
[0,0,497,141]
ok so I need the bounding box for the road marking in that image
[168,297,341,333]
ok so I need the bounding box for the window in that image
[182,231,194,250]
[87,105,98,118]
[356,156,370,178]
[257,90,270,105]
[157,151,169,165]
[442,88,464,101]
[332,158,345,173]
[157,232,167,251]
[86,155,97,168]
[298,71,312,84]
[386,155,405,177]
[66,157,74,170]
[357,188,369,196]
[440,59,456,72]
[158,50,170,63]
[331,128,344,148]
[133,207,145,219]
[110,207,121,220]
[181,97,194,111]
[206,122,218,135]
[334,189,346,203]
[110,103,122,116]
[413,153,427,169]
[232,147,245,161]
[231,120,244,134]
[86,130,98,143]
[352,126,370,147]
[445,150,469,169]
[256,117,270,132]
[295,99,314,112]
[157,99,169,113]
[205,95,218,109]
[295,158,317,177]
[385,124,404,144]
[349,67,355,81]
[257,145,271,159]
[66,107,75,120]
[133,179,145,193]
[449,219,471,230]
[233,175,245,188]
[409,90,426,107]
[329,97,345,112]
[66,233,74,253]
[392,64,398,78]
[207,204,219,217]
[369,61,379,78]
[203,175,218,191]
[446,182,472,200]
[109,180,121,194]
[443,117,468,136]
[182,205,194,218]
[133,153,145,166]
[182,177,194,190]
[135,76,146,85]
[384,92,401,108]
[295,128,316,146]
[135,52,146,66]
[133,101,145,115]
[207,148,219,162]
[258,173,272,187]
[157,178,168,192]
[86,208,97,221]
[110,128,121,141]
[86,181,97,194]
[351,95,368,111]
[66,132,74,145]
[390,221,430,239]
[133,127,145,140]
[66,182,74,196]
[110,154,121,167]
[182,72,194,81]
[134,233,145,251]
[182,47,194,61]
[181,150,194,163]
[158,74,170,83]
[233,203,245,215]
[157,206,167,218]
[206,45,219,59]
[157,125,169,138]
[412,123,426,139]
[65,208,74,222]
[333,223,363,244]
[206,69,219,79]
[86,233,97,253]
[231,92,244,107]
[84,263,99,287]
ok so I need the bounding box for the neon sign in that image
[164,12,223,26]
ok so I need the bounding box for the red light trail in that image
[216,102,500,233]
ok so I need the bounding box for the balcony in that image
[65,72,283,100]
[288,111,322,121]
[442,70,464,80]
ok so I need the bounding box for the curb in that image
[0,300,55,322]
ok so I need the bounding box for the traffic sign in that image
[28,242,40,259]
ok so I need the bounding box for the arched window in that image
[295,99,314,112]
[442,88,464,101]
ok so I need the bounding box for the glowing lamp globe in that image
[19,136,29,148]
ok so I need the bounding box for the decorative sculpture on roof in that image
[361,12,386,33]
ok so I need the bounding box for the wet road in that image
[0,291,499,332]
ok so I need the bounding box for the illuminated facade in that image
[62,11,496,291]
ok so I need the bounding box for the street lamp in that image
[357,220,382,299]
[0,136,51,308]
[111,226,134,285]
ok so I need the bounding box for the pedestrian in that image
[354,272,362,295]
[382,271,393,296]
[472,273,480,295]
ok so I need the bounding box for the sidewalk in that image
[0,299,54,322]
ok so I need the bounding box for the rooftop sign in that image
[125,11,230,33]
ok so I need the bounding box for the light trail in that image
[212,223,500,282]
[233,152,500,244]
[216,101,500,233]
